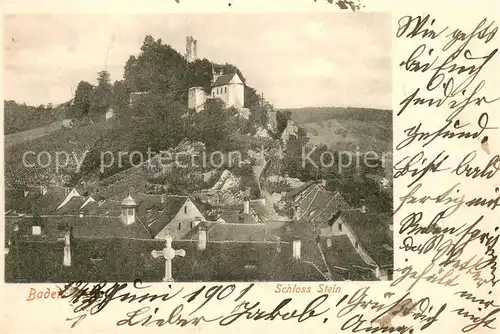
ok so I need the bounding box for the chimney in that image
[23,190,29,198]
[326,238,332,249]
[360,199,367,213]
[292,238,301,260]
[276,236,281,253]
[198,224,207,251]
[63,230,71,267]
[243,200,250,214]
[40,185,47,195]
[293,206,302,221]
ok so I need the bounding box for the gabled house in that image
[276,180,350,228]
[240,198,279,224]
[188,67,245,112]
[317,208,393,280]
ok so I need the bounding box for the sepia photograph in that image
[4,13,393,283]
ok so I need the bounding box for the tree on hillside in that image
[69,81,94,119]
[127,36,187,98]
[282,126,311,179]
[91,70,113,111]
[185,59,213,93]
[188,99,238,151]
[124,56,144,92]
[112,80,130,113]
[244,86,260,109]
[276,110,292,135]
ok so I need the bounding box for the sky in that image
[4,13,391,109]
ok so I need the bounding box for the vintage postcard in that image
[1,0,499,333]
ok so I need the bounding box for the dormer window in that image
[121,195,137,225]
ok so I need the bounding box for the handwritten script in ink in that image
[58,280,331,328]
[392,13,500,333]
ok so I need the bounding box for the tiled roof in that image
[249,200,278,221]
[282,180,316,201]
[212,73,237,87]
[310,236,378,281]
[80,200,122,217]
[337,209,393,267]
[283,181,351,228]
[5,187,68,215]
[55,197,86,215]
[5,238,327,282]
[71,216,151,239]
[311,193,350,229]
[206,223,268,242]
[133,194,188,237]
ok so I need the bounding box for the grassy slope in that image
[286,107,392,153]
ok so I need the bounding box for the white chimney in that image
[276,236,281,253]
[243,200,250,215]
[293,206,302,220]
[292,238,301,260]
[40,185,47,195]
[23,190,29,198]
[198,225,207,251]
[63,230,71,267]
[360,205,367,213]
[326,238,332,249]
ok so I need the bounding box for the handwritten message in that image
[392,13,500,333]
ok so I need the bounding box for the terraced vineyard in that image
[4,122,111,188]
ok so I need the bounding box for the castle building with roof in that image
[188,66,245,112]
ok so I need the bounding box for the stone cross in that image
[151,234,186,282]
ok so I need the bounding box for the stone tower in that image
[185,36,198,62]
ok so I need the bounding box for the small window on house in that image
[178,223,182,231]
[190,221,194,229]
[225,87,227,93]
[184,206,188,214]
[339,222,342,231]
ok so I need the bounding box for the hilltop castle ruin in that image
[185,36,198,62]
[186,37,245,112]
